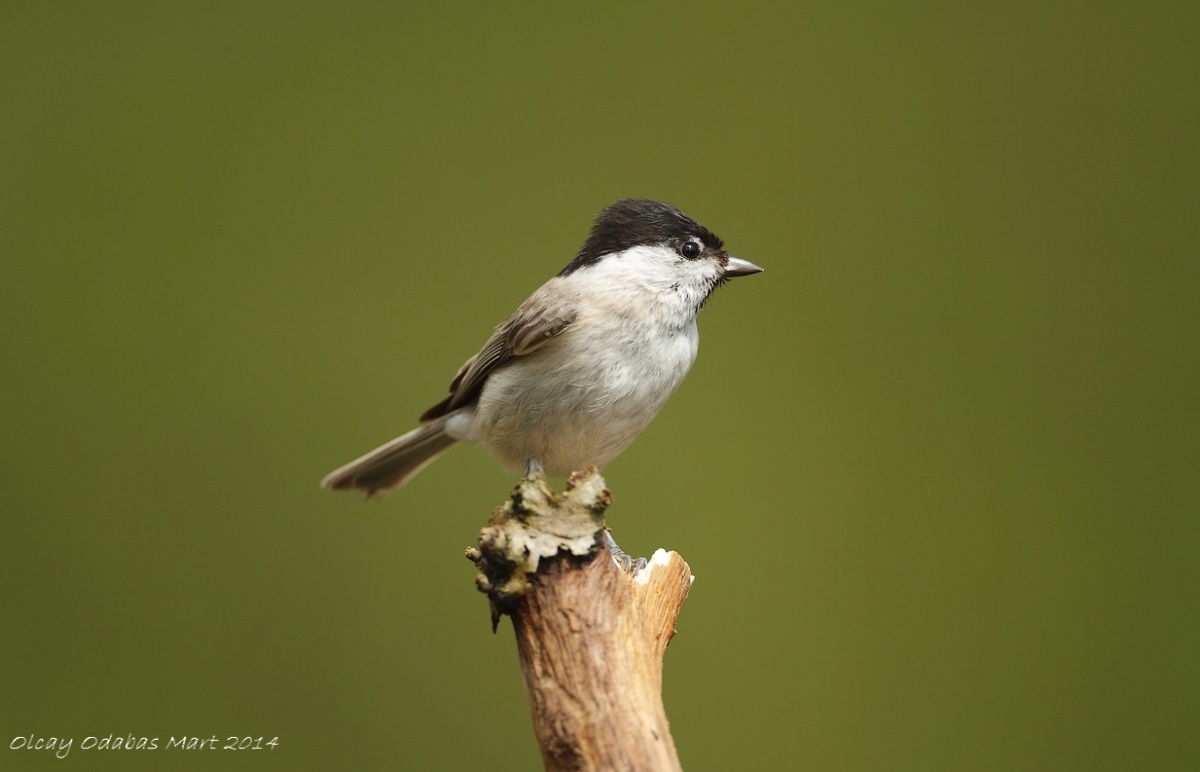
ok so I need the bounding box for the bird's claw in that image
[605,529,647,575]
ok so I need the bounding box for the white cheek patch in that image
[574,244,720,314]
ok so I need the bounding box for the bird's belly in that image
[470,325,698,474]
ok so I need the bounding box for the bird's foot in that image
[523,458,546,480]
[605,528,647,575]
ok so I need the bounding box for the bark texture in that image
[467,468,693,771]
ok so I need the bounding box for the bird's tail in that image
[320,415,459,497]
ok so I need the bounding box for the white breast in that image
[462,246,711,475]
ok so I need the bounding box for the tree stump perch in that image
[466,467,693,771]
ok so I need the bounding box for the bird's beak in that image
[723,255,764,278]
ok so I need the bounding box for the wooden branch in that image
[466,467,693,772]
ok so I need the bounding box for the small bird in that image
[321,199,762,497]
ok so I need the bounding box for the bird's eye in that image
[679,241,701,259]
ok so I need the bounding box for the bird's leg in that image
[523,457,545,480]
[605,528,647,574]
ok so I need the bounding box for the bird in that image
[321,198,762,497]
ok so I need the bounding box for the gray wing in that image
[419,291,576,422]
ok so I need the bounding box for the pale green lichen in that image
[467,467,611,630]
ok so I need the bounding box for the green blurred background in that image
[3,2,1197,769]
